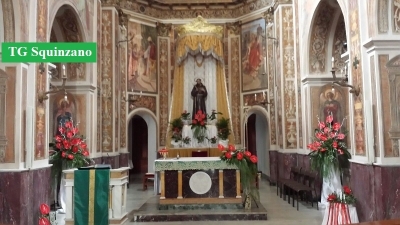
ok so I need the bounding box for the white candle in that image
[331,57,334,68]
[140,91,142,97]
[263,91,266,100]
[254,94,256,100]
[62,64,66,78]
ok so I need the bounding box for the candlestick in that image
[62,64,66,78]
[331,57,334,68]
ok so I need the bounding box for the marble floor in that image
[56,175,324,225]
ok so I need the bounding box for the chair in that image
[191,150,208,157]
[142,173,154,191]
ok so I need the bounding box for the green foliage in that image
[216,117,231,140]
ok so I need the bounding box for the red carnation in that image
[318,122,325,129]
[343,186,352,195]
[225,152,232,159]
[337,133,345,139]
[218,144,225,151]
[244,151,251,157]
[65,121,72,128]
[58,127,65,134]
[80,143,87,149]
[63,140,71,149]
[333,122,341,131]
[72,146,79,153]
[56,143,62,149]
[326,115,333,123]
[82,150,89,156]
[228,144,235,151]
[327,194,337,202]
[68,154,74,160]
[55,135,62,142]
[200,121,205,126]
[61,151,66,158]
[66,131,73,139]
[332,141,338,148]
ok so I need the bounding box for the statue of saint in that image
[191,78,208,119]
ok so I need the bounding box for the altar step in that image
[128,196,268,222]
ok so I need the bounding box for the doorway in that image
[129,115,148,174]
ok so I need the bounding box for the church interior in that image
[1,0,400,224]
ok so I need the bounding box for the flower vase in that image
[218,139,229,148]
[171,140,181,148]
[320,166,342,208]
[181,119,190,125]
[208,119,216,125]
[244,194,252,210]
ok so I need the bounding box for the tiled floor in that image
[56,176,324,225]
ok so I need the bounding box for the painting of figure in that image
[127,22,158,93]
[51,93,77,136]
[319,86,345,126]
[241,18,267,92]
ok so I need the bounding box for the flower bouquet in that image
[307,113,351,178]
[191,110,207,143]
[38,203,55,225]
[327,186,356,205]
[207,136,217,144]
[218,144,259,208]
[325,186,357,225]
[216,117,231,140]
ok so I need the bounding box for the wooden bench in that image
[143,173,155,190]
[347,219,400,225]
[284,169,319,210]
[277,166,302,199]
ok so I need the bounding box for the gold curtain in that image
[166,34,234,147]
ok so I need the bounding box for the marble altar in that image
[154,157,242,208]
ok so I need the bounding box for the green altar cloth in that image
[74,169,110,225]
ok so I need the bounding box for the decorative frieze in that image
[158,38,170,146]
[229,36,241,144]
[0,71,8,162]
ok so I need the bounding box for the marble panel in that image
[222,169,237,198]
[278,152,297,179]
[374,166,400,220]
[350,162,375,222]
[165,170,178,198]
[297,154,311,171]
[182,170,219,198]
[269,151,278,184]
[0,167,51,224]
[119,153,129,167]
[101,155,120,168]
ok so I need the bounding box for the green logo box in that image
[1,42,97,63]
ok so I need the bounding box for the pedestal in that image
[321,203,359,225]
[320,167,342,208]
[62,167,129,225]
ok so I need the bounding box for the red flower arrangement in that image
[191,110,207,142]
[38,203,51,225]
[307,113,351,178]
[218,144,259,201]
[327,186,356,205]
[51,120,91,169]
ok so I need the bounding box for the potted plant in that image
[181,110,191,125]
[216,117,231,146]
[182,136,191,145]
[170,118,183,147]
[207,136,218,146]
[207,110,222,125]
[191,110,207,143]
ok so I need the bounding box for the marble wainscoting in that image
[119,153,130,167]
[351,162,400,222]
[269,151,278,185]
[164,170,178,198]
[91,155,120,168]
[222,169,237,198]
[0,166,51,225]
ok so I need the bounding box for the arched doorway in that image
[127,109,158,175]
[244,106,270,177]
[129,115,148,173]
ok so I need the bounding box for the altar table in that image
[154,157,242,206]
[166,147,221,157]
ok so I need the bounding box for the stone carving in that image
[386,55,400,157]
[263,6,274,24]
[156,22,172,37]
[282,6,297,149]
[158,38,169,146]
[0,70,8,163]
[378,0,389,33]
[229,37,241,144]
[226,21,241,36]
[101,10,113,152]
[309,2,335,73]
[394,0,400,32]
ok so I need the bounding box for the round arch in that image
[48,0,88,42]
[242,105,271,176]
[126,108,158,173]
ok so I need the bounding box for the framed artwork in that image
[127,22,158,93]
[241,18,267,92]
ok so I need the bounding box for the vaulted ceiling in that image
[135,0,249,10]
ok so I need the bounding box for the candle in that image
[140,91,142,97]
[63,65,67,77]
[331,57,334,68]
[263,91,266,100]
[254,94,256,100]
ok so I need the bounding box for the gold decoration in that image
[156,22,172,37]
[226,21,242,35]
[175,16,223,38]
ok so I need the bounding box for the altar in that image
[154,157,242,208]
